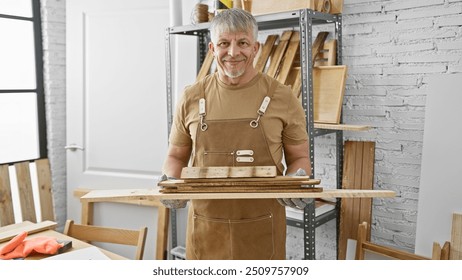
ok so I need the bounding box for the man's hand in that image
[158,174,188,209]
[277,168,313,209]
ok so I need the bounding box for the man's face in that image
[210,31,259,80]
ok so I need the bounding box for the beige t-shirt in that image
[169,72,308,171]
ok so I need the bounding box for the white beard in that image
[224,68,245,78]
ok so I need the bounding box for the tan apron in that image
[185,79,286,260]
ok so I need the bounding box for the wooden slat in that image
[36,158,54,222]
[156,206,170,260]
[314,123,371,131]
[181,166,277,179]
[312,31,329,65]
[15,162,37,223]
[432,242,442,260]
[0,164,15,226]
[196,50,214,81]
[0,220,57,243]
[81,188,395,202]
[161,186,323,194]
[276,31,300,84]
[339,141,375,260]
[286,67,301,98]
[441,241,451,260]
[266,31,292,78]
[314,39,337,66]
[450,212,462,259]
[356,222,429,260]
[255,34,278,72]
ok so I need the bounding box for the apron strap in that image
[199,79,208,131]
[250,79,279,128]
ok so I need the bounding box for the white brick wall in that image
[41,0,66,231]
[41,0,462,258]
[291,0,462,259]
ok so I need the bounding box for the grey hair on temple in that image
[209,8,258,44]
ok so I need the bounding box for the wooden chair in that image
[0,158,54,227]
[63,219,148,260]
[73,188,170,260]
[355,222,430,260]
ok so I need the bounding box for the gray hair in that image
[209,8,258,44]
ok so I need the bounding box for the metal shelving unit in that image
[165,9,343,260]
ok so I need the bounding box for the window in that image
[0,0,46,164]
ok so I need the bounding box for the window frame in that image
[0,0,47,162]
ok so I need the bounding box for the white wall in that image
[42,0,462,259]
[415,74,462,257]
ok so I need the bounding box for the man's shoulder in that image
[259,73,293,95]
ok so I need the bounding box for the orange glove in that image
[0,231,63,260]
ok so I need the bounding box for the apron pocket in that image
[203,151,234,166]
[192,213,275,260]
[192,214,232,260]
[230,214,275,260]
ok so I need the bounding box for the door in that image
[66,0,170,259]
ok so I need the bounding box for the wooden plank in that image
[276,31,300,84]
[286,67,301,98]
[81,188,395,202]
[0,164,15,226]
[450,212,462,259]
[266,31,292,78]
[14,162,37,223]
[441,241,451,260]
[255,34,278,72]
[359,142,375,240]
[0,220,57,243]
[161,186,323,194]
[251,0,315,16]
[156,206,170,260]
[196,50,214,81]
[432,242,442,260]
[312,32,329,65]
[314,39,337,66]
[74,188,163,207]
[36,158,54,222]
[180,166,277,179]
[158,176,320,188]
[314,123,371,131]
[339,141,375,260]
[313,65,347,124]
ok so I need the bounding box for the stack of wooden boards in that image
[157,166,322,194]
[249,0,344,16]
[197,29,347,125]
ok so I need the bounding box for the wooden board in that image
[450,212,462,259]
[0,220,57,243]
[314,123,371,131]
[159,176,321,193]
[266,31,292,78]
[312,32,329,66]
[80,188,395,202]
[196,50,214,81]
[338,141,375,260]
[286,67,301,98]
[314,0,344,14]
[251,0,315,15]
[314,39,337,66]
[313,65,347,124]
[180,166,277,179]
[276,31,300,84]
[255,34,278,72]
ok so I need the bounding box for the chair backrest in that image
[63,219,148,260]
[0,158,54,226]
[355,222,429,260]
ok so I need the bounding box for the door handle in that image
[64,144,85,151]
